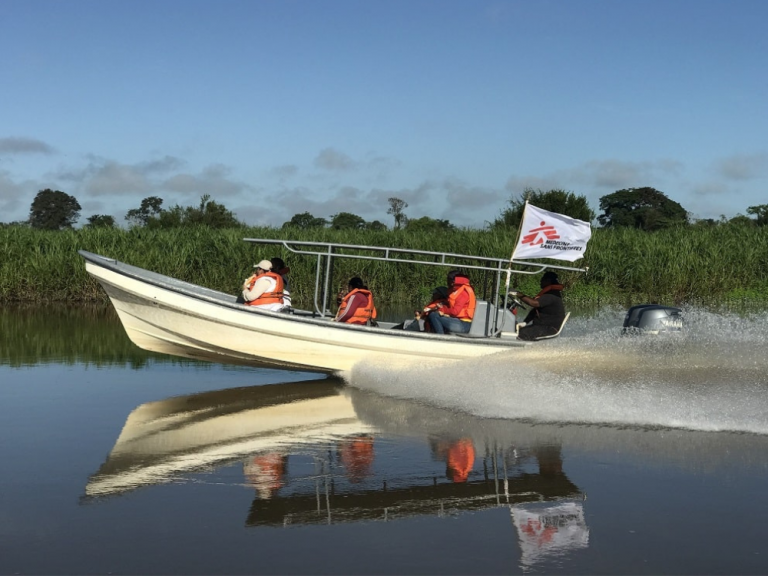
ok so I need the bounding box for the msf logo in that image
[521,221,560,246]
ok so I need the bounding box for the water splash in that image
[345,306,768,434]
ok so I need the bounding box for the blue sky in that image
[1,0,766,228]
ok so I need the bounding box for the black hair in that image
[349,277,365,289]
[541,271,560,285]
[270,257,285,271]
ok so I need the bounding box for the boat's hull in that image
[82,252,526,373]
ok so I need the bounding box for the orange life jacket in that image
[448,278,476,321]
[245,272,284,306]
[337,288,377,324]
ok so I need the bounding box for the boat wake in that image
[345,306,768,435]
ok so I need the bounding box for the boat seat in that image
[454,300,517,338]
[516,312,570,341]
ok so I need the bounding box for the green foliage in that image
[282,212,328,229]
[125,195,241,228]
[493,188,595,228]
[125,196,164,227]
[598,187,688,230]
[387,197,408,230]
[86,214,116,228]
[330,212,366,230]
[405,216,456,233]
[366,220,388,231]
[3,223,768,307]
[728,214,757,227]
[29,188,81,230]
[746,204,768,226]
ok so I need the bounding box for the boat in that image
[79,237,584,374]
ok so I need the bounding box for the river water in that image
[1,305,767,575]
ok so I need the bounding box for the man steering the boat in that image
[426,270,476,335]
[510,271,566,341]
[241,259,287,311]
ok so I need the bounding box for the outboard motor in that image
[622,304,683,335]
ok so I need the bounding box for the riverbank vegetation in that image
[2,222,768,307]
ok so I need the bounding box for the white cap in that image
[253,259,272,270]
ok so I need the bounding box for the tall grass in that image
[2,224,767,306]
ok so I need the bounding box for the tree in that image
[29,189,81,230]
[387,197,408,230]
[282,212,328,229]
[598,187,688,231]
[330,212,366,230]
[746,204,768,226]
[86,214,116,228]
[405,216,456,233]
[125,196,164,227]
[175,194,241,228]
[493,188,595,229]
[365,220,388,231]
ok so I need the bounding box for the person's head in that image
[348,277,365,290]
[270,257,286,273]
[540,271,559,288]
[253,259,272,275]
[432,286,449,301]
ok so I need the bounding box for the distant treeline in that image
[2,224,768,307]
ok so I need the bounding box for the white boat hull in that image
[82,251,527,374]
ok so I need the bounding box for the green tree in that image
[29,188,81,230]
[282,212,328,229]
[366,220,388,231]
[387,197,408,230]
[86,214,116,228]
[746,204,768,226]
[727,214,756,227]
[330,212,366,230]
[125,196,164,227]
[493,188,595,228]
[598,187,688,231]
[405,216,456,233]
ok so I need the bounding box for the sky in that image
[1,0,766,228]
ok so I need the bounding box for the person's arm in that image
[243,276,271,302]
[519,294,541,308]
[335,293,365,322]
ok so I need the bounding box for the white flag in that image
[511,203,592,262]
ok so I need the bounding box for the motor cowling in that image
[622,304,683,335]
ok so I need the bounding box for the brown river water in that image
[1,304,767,574]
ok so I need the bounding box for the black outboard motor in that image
[622,304,683,335]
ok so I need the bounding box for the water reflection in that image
[85,378,590,568]
[0,304,166,367]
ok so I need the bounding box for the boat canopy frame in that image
[244,238,585,335]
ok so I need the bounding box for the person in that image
[510,271,566,341]
[241,259,286,311]
[426,270,476,335]
[270,257,292,310]
[393,286,449,331]
[334,277,377,325]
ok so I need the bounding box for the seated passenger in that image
[333,276,377,326]
[270,257,292,310]
[510,271,566,341]
[395,286,449,331]
[427,270,476,335]
[334,277,377,325]
[241,259,286,311]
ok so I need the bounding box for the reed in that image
[2,224,767,307]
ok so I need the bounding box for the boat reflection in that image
[85,378,589,567]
